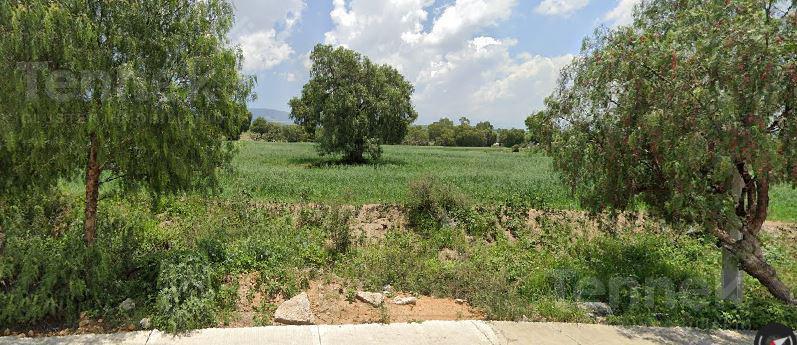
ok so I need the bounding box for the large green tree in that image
[543,0,796,304]
[428,118,456,146]
[289,44,417,162]
[0,0,253,244]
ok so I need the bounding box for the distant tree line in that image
[402,116,533,148]
[250,117,311,143]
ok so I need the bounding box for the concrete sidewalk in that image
[0,321,753,345]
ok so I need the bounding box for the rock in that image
[356,291,384,307]
[521,315,529,322]
[27,330,34,337]
[119,298,135,312]
[578,302,613,317]
[274,292,316,325]
[139,318,152,330]
[382,284,394,296]
[126,324,136,332]
[393,296,417,305]
[3,328,10,336]
[78,319,91,328]
[454,299,466,305]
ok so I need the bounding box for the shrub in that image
[153,252,221,333]
[322,207,354,257]
[405,177,470,236]
[0,193,155,327]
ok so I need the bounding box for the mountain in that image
[250,108,293,124]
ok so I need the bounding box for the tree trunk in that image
[732,234,796,305]
[346,144,365,163]
[83,133,101,245]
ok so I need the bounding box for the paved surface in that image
[0,321,753,345]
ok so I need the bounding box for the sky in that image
[229,0,641,128]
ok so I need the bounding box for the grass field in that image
[223,142,575,208]
[222,141,797,222]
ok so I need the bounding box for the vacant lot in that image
[223,142,797,221]
[3,142,796,335]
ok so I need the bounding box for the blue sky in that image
[229,0,639,128]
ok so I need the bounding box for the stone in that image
[382,284,394,296]
[3,328,10,336]
[139,318,152,330]
[119,298,136,312]
[454,299,466,305]
[393,297,417,305]
[356,291,385,307]
[274,292,316,325]
[578,302,613,317]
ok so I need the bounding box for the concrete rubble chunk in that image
[356,291,384,307]
[578,301,613,317]
[274,292,316,325]
[118,298,135,311]
[392,296,417,305]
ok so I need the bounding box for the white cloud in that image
[239,30,294,72]
[604,0,641,27]
[231,0,306,72]
[322,0,570,127]
[534,0,590,17]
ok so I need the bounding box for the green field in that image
[222,141,797,222]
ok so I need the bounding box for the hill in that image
[250,108,293,124]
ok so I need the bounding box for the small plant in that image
[153,252,221,333]
[406,176,470,236]
[378,305,391,324]
[323,207,354,257]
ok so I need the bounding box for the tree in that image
[403,125,430,146]
[289,44,417,162]
[429,118,456,146]
[250,118,280,141]
[475,121,497,146]
[0,0,253,244]
[281,124,310,143]
[497,129,526,148]
[454,117,484,147]
[526,111,556,149]
[543,0,796,304]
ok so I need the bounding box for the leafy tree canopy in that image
[542,0,796,303]
[289,44,417,162]
[0,0,254,243]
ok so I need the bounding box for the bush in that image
[0,193,156,328]
[322,207,354,257]
[406,177,470,235]
[153,252,223,333]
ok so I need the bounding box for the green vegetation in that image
[1,0,797,337]
[422,117,527,148]
[0,0,253,244]
[541,0,797,304]
[1,177,794,332]
[290,44,417,162]
[250,118,311,143]
[222,142,574,208]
